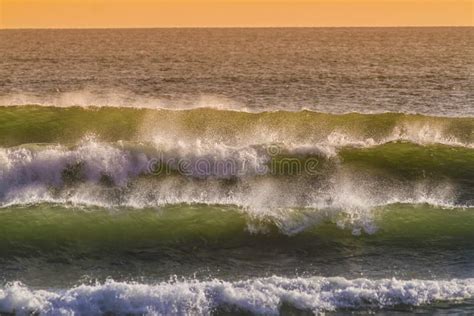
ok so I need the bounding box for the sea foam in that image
[1,276,473,315]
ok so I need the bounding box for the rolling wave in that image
[0,138,471,212]
[0,204,473,256]
[0,106,472,148]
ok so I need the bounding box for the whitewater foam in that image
[0,138,150,190]
[0,276,472,315]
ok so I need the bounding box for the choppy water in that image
[0,28,473,315]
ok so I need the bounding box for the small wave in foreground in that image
[1,276,473,315]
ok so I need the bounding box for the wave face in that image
[1,204,473,256]
[0,106,472,148]
[1,277,473,315]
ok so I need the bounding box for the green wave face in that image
[339,143,474,200]
[341,143,474,180]
[0,106,472,146]
[0,106,148,146]
[0,203,473,287]
[0,204,473,256]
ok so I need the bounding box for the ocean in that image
[0,27,473,315]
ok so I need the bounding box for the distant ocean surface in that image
[0,28,473,315]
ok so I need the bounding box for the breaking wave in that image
[0,105,472,236]
[1,276,473,315]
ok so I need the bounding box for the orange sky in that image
[1,0,473,28]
